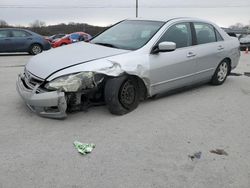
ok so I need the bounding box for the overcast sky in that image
[0,0,250,27]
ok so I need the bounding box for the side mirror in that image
[152,42,176,54]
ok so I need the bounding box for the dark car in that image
[0,28,51,55]
[227,32,237,38]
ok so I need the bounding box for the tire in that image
[104,75,140,115]
[211,60,229,85]
[29,44,42,55]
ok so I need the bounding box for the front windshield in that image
[91,20,165,50]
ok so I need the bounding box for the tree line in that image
[0,19,108,37]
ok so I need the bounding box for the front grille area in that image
[23,70,45,93]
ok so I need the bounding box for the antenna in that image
[136,0,138,17]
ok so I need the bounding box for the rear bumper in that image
[16,74,67,119]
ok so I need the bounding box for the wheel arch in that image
[30,42,43,49]
[129,74,148,101]
[104,73,149,101]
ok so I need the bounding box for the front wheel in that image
[211,61,229,85]
[104,76,140,115]
[29,44,42,55]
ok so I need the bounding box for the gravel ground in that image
[0,52,250,188]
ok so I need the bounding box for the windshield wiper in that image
[94,42,118,49]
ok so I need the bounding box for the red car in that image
[51,32,92,48]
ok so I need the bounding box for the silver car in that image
[16,18,240,119]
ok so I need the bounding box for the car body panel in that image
[26,42,129,79]
[149,47,197,94]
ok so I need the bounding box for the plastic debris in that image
[210,149,228,156]
[73,141,95,155]
[188,151,202,160]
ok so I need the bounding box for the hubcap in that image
[32,45,41,54]
[119,80,135,108]
[217,62,228,82]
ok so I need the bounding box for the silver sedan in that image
[16,18,240,118]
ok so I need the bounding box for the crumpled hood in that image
[26,42,129,79]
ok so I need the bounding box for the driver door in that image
[149,22,197,95]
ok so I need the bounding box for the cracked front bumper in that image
[16,74,67,119]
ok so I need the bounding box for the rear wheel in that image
[105,76,140,115]
[29,44,42,55]
[211,60,229,85]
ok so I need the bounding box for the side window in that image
[158,23,192,49]
[12,30,30,37]
[194,23,216,44]
[215,29,224,41]
[0,30,10,38]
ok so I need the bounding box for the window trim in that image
[214,27,224,42]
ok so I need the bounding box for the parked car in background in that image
[0,28,51,55]
[17,18,240,119]
[45,33,66,43]
[51,32,92,48]
[239,34,250,50]
[227,32,237,38]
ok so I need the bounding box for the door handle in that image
[4,39,11,41]
[187,52,196,57]
[27,38,33,40]
[217,45,224,50]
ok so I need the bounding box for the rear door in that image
[0,30,12,52]
[191,22,225,81]
[149,22,197,95]
[10,30,33,51]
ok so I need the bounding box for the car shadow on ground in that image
[0,53,31,56]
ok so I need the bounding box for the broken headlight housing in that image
[45,72,104,92]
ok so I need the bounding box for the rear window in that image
[12,30,31,37]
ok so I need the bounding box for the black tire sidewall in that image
[211,61,229,85]
[104,76,140,115]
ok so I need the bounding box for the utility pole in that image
[136,0,138,17]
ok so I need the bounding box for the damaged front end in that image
[16,70,107,119]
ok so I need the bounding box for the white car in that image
[239,34,250,50]
[16,18,240,118]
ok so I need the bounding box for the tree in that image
[0,20,8,27]
[229,22,244,29]
[29,20,46,28]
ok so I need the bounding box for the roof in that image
[126,17,214,24]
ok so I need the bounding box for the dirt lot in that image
[0,52,250,188]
